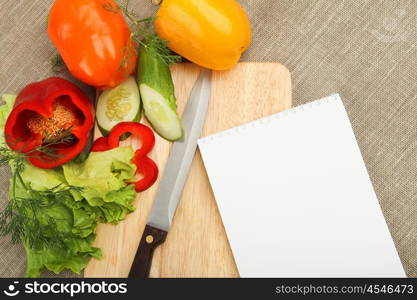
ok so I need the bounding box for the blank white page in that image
[198,94,405,277]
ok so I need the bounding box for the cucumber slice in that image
[140,84,183,141]
[96,76,141,135]
[137,42,183,141]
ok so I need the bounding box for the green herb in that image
[3,127,75,163]
[50,54,66,73]
[36,129,75,161]
[137,30,182,65]
[0,136,79,250]
[119,0,182,66]
[0,184,81,250]
[101,1,121,14]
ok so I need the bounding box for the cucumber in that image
[137,44,183,141]
[96,76,141,135]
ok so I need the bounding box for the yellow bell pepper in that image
[155,0,251,70]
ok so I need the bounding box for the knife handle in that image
[128,225,168,278]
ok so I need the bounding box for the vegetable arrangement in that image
[0,0,250,277]
[0,95,137,277]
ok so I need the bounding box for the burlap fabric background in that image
[0,0,415,277]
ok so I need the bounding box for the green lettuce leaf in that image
[96,184,137,223]
[19,148,136,276]
[10,172,101,278]
[62,147,137,224]
[25,236,101,278]
[62,147,137,206]
[0,94,15,144]
[21,162,67,190]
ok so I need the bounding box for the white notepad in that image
[198,94,405,277]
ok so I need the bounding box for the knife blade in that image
[129,68,212,278]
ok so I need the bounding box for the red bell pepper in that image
[91,122,158,192]
[108,122,155,158]
[4,77,94,169]
[132,156,159,192]
[90,136,110,152]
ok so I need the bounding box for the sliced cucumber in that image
[137,42,183,141]
[140,84,183,141]
[96,76,141,135]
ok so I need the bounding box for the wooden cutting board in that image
[84,62,292,277]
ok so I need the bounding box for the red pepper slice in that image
[132,156,159,192]
[91,136,110,152]
[91,122,158,192]
[108,122,155,158]
[4,77,94,169]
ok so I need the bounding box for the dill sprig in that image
[2,128,75,163]
[51,54,66,73]
[0,185,81,250]
[119,0,182,66]
[0,134,80,250]
[139,33,183,65]
[36,128,75,162]
[101,1,121,14]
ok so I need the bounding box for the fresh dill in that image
[138,33,182,65]
[101,1,121,14]
[37,128,75,162]
[119,0,182,66]
[51,54,66,73]
[0,134,80,250]
[3,128,75,163]
[0,184,81,250]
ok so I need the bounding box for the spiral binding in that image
[198,94,341,145]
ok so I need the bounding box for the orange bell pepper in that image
[48,0,137,89]
[155,0,251,70]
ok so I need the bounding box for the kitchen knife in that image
[128,68,212,278]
